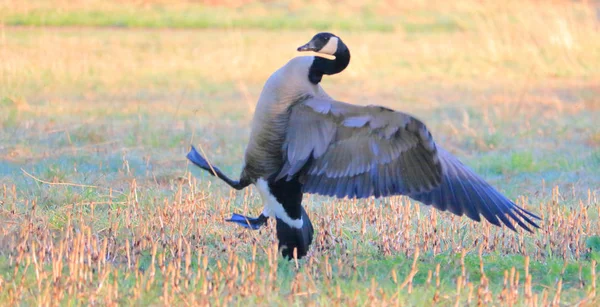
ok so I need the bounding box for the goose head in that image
[297,32,341,55]
[297,32,351,84]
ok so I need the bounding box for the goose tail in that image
[276,206,314,260]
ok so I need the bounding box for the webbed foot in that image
[226,213,268,230]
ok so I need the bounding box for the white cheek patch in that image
[255,178,303,229]
[319,37,339,55]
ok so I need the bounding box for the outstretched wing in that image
[277,97,540,232]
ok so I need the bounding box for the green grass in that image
[0,2,400,32]
[1,9,394,32]
[0,248,595,305]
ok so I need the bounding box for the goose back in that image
[241,56,332,182]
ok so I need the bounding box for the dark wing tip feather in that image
[510,205,541,232]
[407,149,541,233]
[493,199,540,233]
[187,145,212,173]
[476,181,540,233]
[515,205,542,220]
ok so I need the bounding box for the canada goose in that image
[187,32,540,260]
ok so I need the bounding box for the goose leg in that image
[186,145,251,190]
[225,213,269,230]
[188,145,265,228]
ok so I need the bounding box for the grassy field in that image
[1,0,600,305]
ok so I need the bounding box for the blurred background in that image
[1,0,598,196]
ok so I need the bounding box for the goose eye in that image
[315,35,328,43]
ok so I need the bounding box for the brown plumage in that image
[240,56,333,182]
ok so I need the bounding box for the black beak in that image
[297,42,316,52]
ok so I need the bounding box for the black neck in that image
[308,45,351,84]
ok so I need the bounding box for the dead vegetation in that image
[0,177,598,305]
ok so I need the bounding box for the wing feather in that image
[280,97,540,232]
